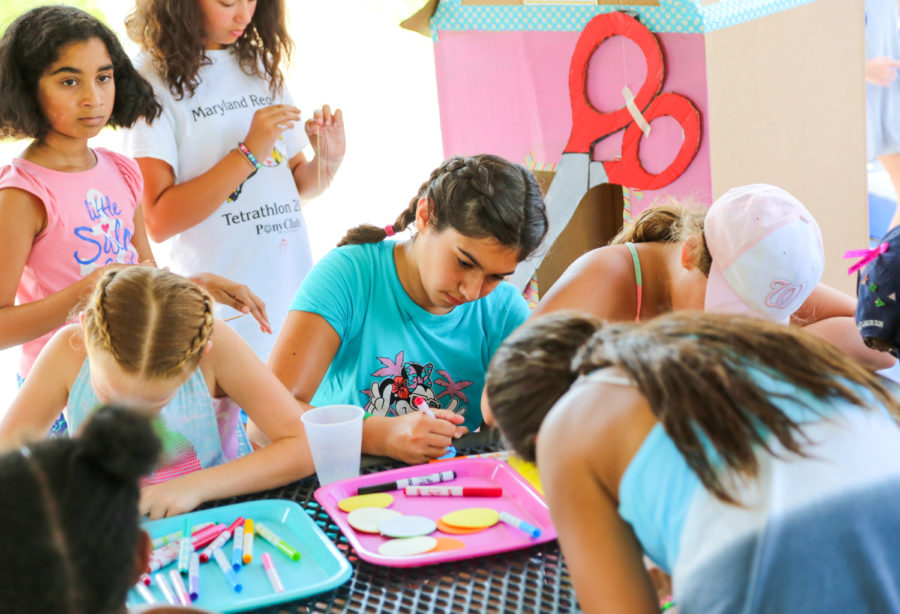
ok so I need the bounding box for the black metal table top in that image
[207,428,580,613]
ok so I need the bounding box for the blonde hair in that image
[82,267,214,379]
[610,202,712,275]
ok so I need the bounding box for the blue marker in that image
[232,525,244,571]
[212,548,242,592]
[498,511,542,538]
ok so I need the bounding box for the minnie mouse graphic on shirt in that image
[362,351,471,420]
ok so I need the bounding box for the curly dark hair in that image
[0,5,161,141]
[126,0,292,100]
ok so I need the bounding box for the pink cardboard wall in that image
[433,29,712,214]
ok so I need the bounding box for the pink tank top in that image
[0,148,143,376]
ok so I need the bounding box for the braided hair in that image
[82,266,215,379]
[0,406,160,614]
[338,154,549,261]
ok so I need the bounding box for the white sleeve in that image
[280,87,310,159]
[120,59,180,172]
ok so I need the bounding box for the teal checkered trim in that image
[430,0,816,36]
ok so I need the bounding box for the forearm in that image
[802,316,897,371]
[362,416,395,458]
[143,150,255,241]
[293,154,343,201]
[180,436,313,504]
[0,278,95,350]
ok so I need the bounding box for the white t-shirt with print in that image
[123,49,313,360]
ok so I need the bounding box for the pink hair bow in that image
[843,242,889,275]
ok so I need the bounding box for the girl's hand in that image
[388,409,464,465]
[866,56,900,87]
[305,104,345,164]
[140,480,202,520]
[243,104,302,162]
[189,272,271,333]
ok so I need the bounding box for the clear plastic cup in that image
[300,404,365,485]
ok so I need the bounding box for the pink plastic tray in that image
[314,458,556,567]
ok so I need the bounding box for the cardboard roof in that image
[403,0,819,35]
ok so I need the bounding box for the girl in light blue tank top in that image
[486,311,900,613]
[1,266,316,519]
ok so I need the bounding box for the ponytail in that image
[487,311,900,502]
[610,202,711,275]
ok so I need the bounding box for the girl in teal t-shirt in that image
[267,154,549,465]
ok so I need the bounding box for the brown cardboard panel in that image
[704,0,865,293]
[535,183,625,294]
[400,0,440,36]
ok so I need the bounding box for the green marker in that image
[254,522,301,562]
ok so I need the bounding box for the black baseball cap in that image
[856,225,900,357]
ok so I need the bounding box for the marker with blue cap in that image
[212,548,242,592]
[498,511,542,538]
[232,525,244,571]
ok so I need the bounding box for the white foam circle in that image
[379,515,437,538]
[378,536,438,557]
[347,507,403,534]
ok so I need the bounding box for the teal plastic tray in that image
[127,499,352,612]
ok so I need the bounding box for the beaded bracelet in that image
[237,142,262,170]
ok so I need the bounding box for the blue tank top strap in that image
[625,242,643,321]
[66,359,248,482]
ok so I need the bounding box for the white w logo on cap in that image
[765,280,805,310]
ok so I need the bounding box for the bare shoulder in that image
[45,323,88,373]
[539,369,656,499]
[533,244,639,321]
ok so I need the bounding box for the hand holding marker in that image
[413,396,437,418]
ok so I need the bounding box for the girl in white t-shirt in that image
[0,6,269,437]
[124,0,346,360]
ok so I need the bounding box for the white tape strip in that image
[622,86,651,138]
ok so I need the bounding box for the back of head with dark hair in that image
[0,406,160,614]
[338,154,549,261]
[487,311,900,502]
[0,5,161,140]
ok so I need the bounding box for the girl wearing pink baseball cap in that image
[531,184,894,371]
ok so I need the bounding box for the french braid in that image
[82,266,215,380]
[337,154,548,261]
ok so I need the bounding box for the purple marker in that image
[188,553,200,602]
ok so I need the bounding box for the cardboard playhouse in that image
[401,0,865,295]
